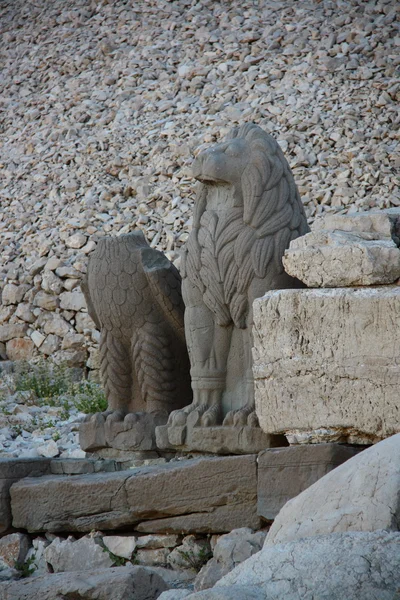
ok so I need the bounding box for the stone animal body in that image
[170,122,309,428]
[82,231,191,419]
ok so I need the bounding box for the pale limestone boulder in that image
[185,532,400,600]
[102,535,136,559]
[253,287,400,443]
[44,535,114,572]
[265,434,400,546]
[283,229,400,287]
[0,566,167,600]
[194,528,266,591]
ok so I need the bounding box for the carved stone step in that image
[10,455,260,534]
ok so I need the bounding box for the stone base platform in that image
[8,443,364,535]
[156,424,287,455]
[11,454,260,534]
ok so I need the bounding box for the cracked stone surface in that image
[182,532,400,600]
[265,434,400,546]
[253,287,400,443]
[10,455,259,533]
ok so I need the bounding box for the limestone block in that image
[253,287,400,443]
[188,532,400,600]
[103,535,137,559]
[15,303,35,323]
[44,535,114,572]
[0,566,167,600]
[41,271,63,295]
[312,208,400,240]
[257,444,364,520]
[33,291,58,311]
[2,284,30,305]
[265,434,400,546]
[283,230,400,287]
[194,528,266,591]
[11,455,259,533]
[5,338,34,361]
[60,290,87,311]
[0,324,28,342]
[0,458,51,533]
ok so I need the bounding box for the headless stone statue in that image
[167,123,309,435]
[80,230,191,453]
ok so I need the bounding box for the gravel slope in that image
[0,0,399,365]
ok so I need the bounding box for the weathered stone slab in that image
[156,424,286,455]
[265,434,400,546]
[257,444,364,520]
[11,455,259,533]
[0,566,167,600]
[283,229,400,287]
[0,458,51,533]
[253,287,400,443]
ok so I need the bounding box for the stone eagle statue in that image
[82,231,191,429]
[169,122,309,429]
